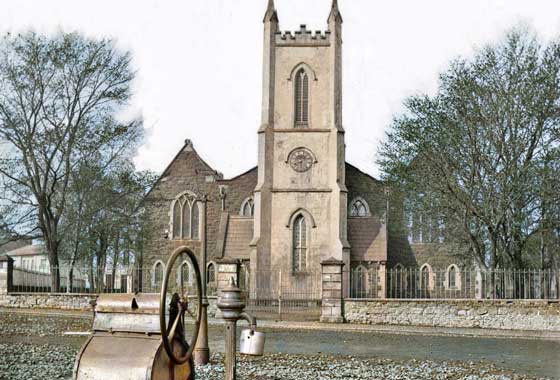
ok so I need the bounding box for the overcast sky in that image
[1,0,560,178]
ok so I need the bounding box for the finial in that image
[263,0,279,23]
[328,0,343,24]
[183,139,194,152]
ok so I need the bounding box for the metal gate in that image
[240,270,322,321]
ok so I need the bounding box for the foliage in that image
[0,31,143,290]
[379,27,560,270]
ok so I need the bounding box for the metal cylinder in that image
[239,328,266,356]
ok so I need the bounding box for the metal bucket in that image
[239,328,265,356]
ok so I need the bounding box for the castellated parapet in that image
[275,24,331,46]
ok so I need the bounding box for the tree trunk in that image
[47,239,61,293]
[68,267,74,293]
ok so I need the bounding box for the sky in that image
[1,0,560,178]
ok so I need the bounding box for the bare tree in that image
[0,32,141,291]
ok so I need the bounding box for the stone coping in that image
[7,292,219,298]
[345,298,559,304]
[7,292,96,297]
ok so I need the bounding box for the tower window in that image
[295,69,309,127]
[292,214,307,272]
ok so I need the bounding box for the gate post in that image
[320,258,345,323]
[377,261,387,298]
[0,255,14,295]
[216,259,240,318]
[475,268,483,300]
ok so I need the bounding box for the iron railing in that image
[349,267,560,300]
[10,264,559,302]
[9,265,209,295]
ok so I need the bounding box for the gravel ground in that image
[196,353,547,380]
[0,342,76,380]
[0,311,554,380]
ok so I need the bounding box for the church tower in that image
[251,0,349,289]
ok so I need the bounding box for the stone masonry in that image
[320,258,345,323]
[345,299,560,332]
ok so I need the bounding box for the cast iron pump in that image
[217,277,265,380]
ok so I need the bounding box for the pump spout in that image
[239,312,257,331]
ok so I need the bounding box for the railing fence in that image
[8,265,559,302]
[349,267,560,300]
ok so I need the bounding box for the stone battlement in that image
[276,25,331,46]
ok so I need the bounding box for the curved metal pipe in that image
[239,312,257,331]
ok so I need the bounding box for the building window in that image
[349,197,370,217]
[171,194,200,240]
[292,214,307,272]
[191,202,200,239]
[295,69,309,127]
[419,263,433,292]
[173,201,182,238]
[178,261,191,286]
[421,265,430,290]
[152,261,164,288]
[445,264,461,290]
[240,197,254,217]
[206,263,216,284]
[181,202,191,238]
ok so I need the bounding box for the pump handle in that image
[159,247,203,365]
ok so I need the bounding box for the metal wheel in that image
[159,247,202,365]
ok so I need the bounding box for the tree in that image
[379,27,560,270]
[0,32,141,291]
[59,158,156,292]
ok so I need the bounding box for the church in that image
[143,0,439,298]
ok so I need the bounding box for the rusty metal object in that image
[160,247,202,365]
[74,246,202,380]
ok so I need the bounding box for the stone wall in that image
[0,293,95,311]
[345,299,560,331]
[0,293,220,317]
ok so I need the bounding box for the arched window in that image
[292,214,307,272]
[295,69,309,127]
[445,264,461,290]
[191,202,200,239]
[421,265,430,290]
[171,194,200,240]
[392,263,407,298]
[448,265,457,289]
[349,198,370,217]
[181,202,191,239]
[240,198,254,217]
[173,201,181,238]
[152,261,164,288]
[206,263,215,284]
[177,261,191,286]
